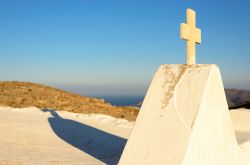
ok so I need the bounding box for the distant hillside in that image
[0,81,139,121]
[225,89,250,109]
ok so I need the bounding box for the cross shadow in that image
[42,109,127,165]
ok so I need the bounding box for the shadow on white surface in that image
[42,109,127,165]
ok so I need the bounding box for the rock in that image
[225,89,250,109]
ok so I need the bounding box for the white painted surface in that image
[0,107,133,165]
[119,64,242,165]
[231,109,250,165]
[0,107,249,164]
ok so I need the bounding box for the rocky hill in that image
[0,81,139,121]
[225,89,250,109]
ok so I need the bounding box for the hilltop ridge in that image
[0,81,139,121]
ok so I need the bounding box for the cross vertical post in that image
[180,9,201,65]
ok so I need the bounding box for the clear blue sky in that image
[0,0,249,96]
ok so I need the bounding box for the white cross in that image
[180,9,201,65]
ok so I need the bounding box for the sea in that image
[90,95,145,106]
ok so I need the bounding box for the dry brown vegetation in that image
[0,81,139,121]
